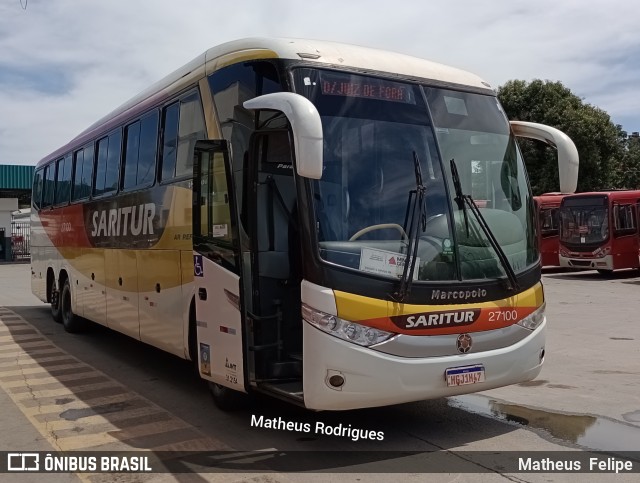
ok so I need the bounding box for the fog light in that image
[328,375,345,388]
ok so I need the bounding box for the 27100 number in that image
[488,309,518,322]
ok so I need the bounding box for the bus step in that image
[269,360,301,379]
[260,381,304,403]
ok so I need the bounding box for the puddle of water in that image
[448,394,640,452]
[623,411,640,423]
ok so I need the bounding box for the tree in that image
[610,135,640,189]
[498,80,625,194]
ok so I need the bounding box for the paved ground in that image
[0,263,639,482]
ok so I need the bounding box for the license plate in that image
[445,364,485,387]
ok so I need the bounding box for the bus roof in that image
[560,190,640,202]
[534,193,566,205]
[36,37,492,168]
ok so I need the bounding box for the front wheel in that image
[60,279,85,333]
[208,382,246,411]
[597,269,613,276]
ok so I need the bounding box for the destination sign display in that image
[319,72,416,104]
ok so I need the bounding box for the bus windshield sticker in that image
[319,72,416,105]
[359,247,420,280]
[212,224,228,238]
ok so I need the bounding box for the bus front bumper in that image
[559,254,613,270]
[302,319,546,411]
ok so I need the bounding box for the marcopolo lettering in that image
[392,308,481,330]
[91,203,155,238]
[431,288,487,301]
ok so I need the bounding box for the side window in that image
[160,103,179,181]
[123,120,141,189]
[161,93,205,181]
[72,148,85,201]
[176,93,206,178]
[94,137,109,196]
[42,164,56,208]
[72,143,94,201]
[540,208,559,237]
[123,111,159,190]
[613,204,636,235]
[32,169,44,209]
[94,130,121,197]
[55,154,72,205]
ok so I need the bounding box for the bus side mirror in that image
[244,93,324,179]
[510,121,579,194]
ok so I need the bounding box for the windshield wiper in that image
[392,152,427,302]
[449,159,520,292]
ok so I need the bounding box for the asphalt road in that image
[0,262,639,482]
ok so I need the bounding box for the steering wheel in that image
[349,223,408,241]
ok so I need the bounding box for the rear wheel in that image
[50,281,62,323]
[60,278,85,333]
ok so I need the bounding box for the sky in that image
[1,0,639,166]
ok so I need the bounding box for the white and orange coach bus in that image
[30,38,579,410]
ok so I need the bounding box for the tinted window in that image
[72,144,94,201]
[94,130,121,196]
[161,103,179,180]
[94,137,109,196]
[175,93,206,178]
[32,169,44,209]
[138,112,159,185]
[42,164,56,207]
[105,130,122,193]
[161,93,205,181]
[123,111,158,189]
[55,154,72,205]
[123,120,141,189]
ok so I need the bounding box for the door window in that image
[193,144,237,272]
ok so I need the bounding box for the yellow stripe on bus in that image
[335,282,544,321]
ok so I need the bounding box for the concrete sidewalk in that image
[0,263,45,307]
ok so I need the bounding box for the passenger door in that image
[192,141,246,393]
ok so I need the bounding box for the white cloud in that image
[1,0,638,165]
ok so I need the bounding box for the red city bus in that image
[534,193,564,267]
[558,190,640,273]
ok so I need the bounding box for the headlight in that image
[301,304,395,347]
[517,302,546,330]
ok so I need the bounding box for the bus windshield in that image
[559,197,609,246]
[293,68,536,282]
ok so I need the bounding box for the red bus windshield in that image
[559,196,608,247]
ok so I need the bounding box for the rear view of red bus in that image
[559,191,640,274]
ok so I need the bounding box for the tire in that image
[60,278,85,333]
[50,282,62,324]
[597,269,613,276]
[208,382,245,411]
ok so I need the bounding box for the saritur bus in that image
[30,38,579,411]
[533,193,565,267]
[559,190,640,274]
